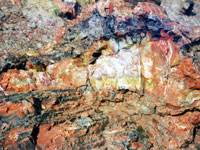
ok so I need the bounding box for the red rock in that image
[134,113,194,149]
[189,111,200,125]
[0,69,37,94]
[0,0,200,149]
[37,124,68,149]
[0,102,33,117]
[0,59,88,94]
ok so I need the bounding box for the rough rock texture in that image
[0,0,200,149]
[161,0,200,26]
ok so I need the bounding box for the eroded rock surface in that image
[0,0,200,149]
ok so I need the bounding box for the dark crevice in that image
[74,2,81,17]
[73,54,81,58]
[0,56,48,76]
[189,87,200,91]
[30,124,40,147]
[181,30,193,43]
[0,88,76,103]
[58,2,81,20]
[0,56,27,75]
[53,98,60,105]
[119,89,129,94]
[59,12,74,20]
[90,51,102,64]
[89,46,105,64]
[32,97,42,115]
[29,97,42,148]
[181,2,196,16]
[180,140,193,149]
[171,108,200,117]
[182,40,200,53]
[28,59,47,72]
[192,125,200,143]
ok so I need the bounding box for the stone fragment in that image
[0,59,88,94]
[88,45,142,93]
[47,58,88,89]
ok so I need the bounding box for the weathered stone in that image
[0,0,200,149]
[0,59,88,94]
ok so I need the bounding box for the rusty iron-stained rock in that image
[0,0,200,149]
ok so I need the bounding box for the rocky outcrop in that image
[0,0,200,149]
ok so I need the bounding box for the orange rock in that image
[0,102,34,117]
[135,113,194,149]
[1,1,200,149]
[37,121,87,149]
[0,69,37,94]
[0,59,88,94]
[37,124,67,149]
[47,58,88,89]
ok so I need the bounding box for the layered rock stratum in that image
[0,0,200,149]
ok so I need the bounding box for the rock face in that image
[161,0,200,26]
[0,0,200,149]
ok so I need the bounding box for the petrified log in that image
[0,0,200,149]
